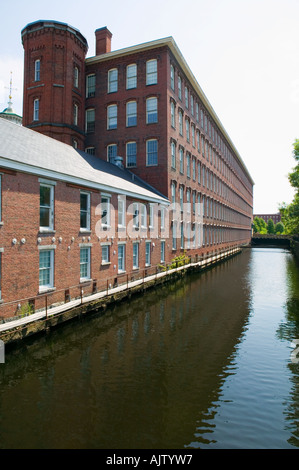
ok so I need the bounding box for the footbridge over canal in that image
[251,234,293,248]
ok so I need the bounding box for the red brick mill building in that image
[0,20,253,320]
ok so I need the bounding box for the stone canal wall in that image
[0,247,242,346]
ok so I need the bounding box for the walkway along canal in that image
[0,246,241,346]
[0,246,299,448]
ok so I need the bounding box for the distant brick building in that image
[254,214,281,224]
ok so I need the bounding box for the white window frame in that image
[126,101,137,127]
[126,141,137,168]
[80,191,90,231]
[86,108,95,133]
[107,104,117,130]
[118,244,126,273]
[108,68,118,93]
[133,202,139,228]
[80,246,91,282]
[141,204,147,228]
[133,242,139,269]
[101,243,110,265]
[74,103,78,126]
[35,59,40,82]
[118,196,125,228]
[146,59,158,85]
[126,64,137,89]
[145,241,151,266]
[86,73,96,98]
[161,240,165,263]
[74,66,79,88]
[39,247,55,293]
[107,143,117,162]
[40,183,54,231]
[146,139,158,166]
[101,195,111,227]
[33,99,39,121]
[146,97,158,124]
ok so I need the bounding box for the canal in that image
[0,247,299,449]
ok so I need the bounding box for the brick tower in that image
[21,20,88,149]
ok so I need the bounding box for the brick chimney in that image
[95,27,112,55]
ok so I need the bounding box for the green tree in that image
[267,218,275,234]
[279,139,299,235]
[253,216,267,234]
[275,221,284,234]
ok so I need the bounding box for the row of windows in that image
[38,240,165,293]
[86,59,158,97]
[171,222,250,251]
[106,140,158,167]
[85,97,158,133]
[170,63,252,194]
[40,183,166,232]
[170,183,251,226]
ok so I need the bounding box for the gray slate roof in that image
[0,119,168,204]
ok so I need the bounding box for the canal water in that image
[0,247,299,449]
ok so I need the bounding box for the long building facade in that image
[0,20,253,319]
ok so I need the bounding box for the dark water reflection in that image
[0,248,299,449]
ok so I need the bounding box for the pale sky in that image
[0,0,298,214]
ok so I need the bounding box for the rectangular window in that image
[149,204,154,229]
[118,244,125,273]
[80,247,91,281]
[146,59,157,85]
[180,222,184,249]
[74,66,79,88]
[33,99,39,121]
[191,95,194,115]
[107,144,117,162]
[146,139,158,166]
[178,76,182,100]
[86,74,96,98]
[101,196,110,226]
[179,111,183,136]
[145,241,151,266]
[102,244,110,264]
[186,120,190,142]
[86,108,95,133]
[171,182,176,204]
[180,186,184,212]
[35,60,40,82]
[133,243,139,269]
[161,241,165,263]
[170,65,175,90]
[172,222,177,250]
[85,147,95,155]
[107,104,117,129]
[126,101,137,127]
[192,158,196,181]
[186,154,191,178]
[185,87,189,108]
[108,69,118,93]
[118,197,125,227]
[39,249,54,291]
[133,202,139,228]
[141,204,147,228]
[171,141,176,169]
[146,97,158,123]
[73,103,78,126]
[80,192,90,230]
[171,101,175,128]
[40,184,54,230]
[160,206,165,230]
[127,64,137,89]
[126,141,137,168]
